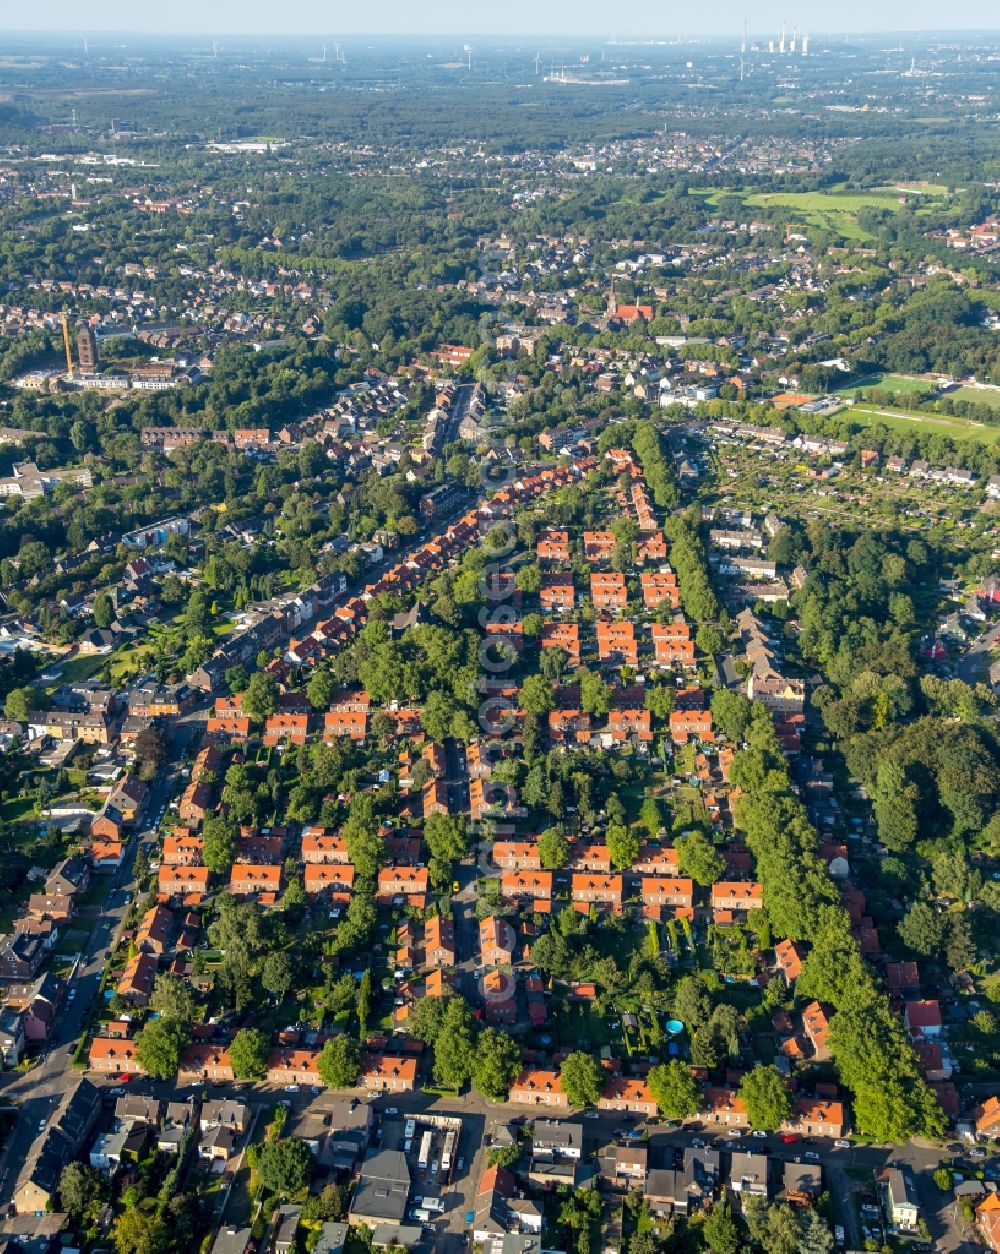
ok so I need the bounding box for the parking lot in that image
[380,1112,468,1235]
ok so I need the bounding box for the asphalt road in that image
[443,383,477,446]
[957,619,1000,685]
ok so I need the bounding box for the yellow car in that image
[452,880,461,894]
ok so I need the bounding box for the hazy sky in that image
[3,1,998,37]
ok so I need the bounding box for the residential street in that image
[957,618,1000,684]
[0,724,195,1213]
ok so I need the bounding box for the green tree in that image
[710,689,753,743]
[317,1035,361,1089]
[676,828,725,886]
[421,689,455,743]
[946,913,977,972]
[134,726,168,781]
[639,797,664,837]
[515,563,542,594]
[762,1204,804,1254]
[827,1000,945,1141]
[410,994,452,1046]
[93,591,115,629]
[242,672,278,723]
[645,683,676,720]
[202,816,238,875]
[559,1051,602,1108]
[579,669,612,718]
[4,686,34,722]
[433,997,476,1089]
[738,1064,792,1132]
[59,1161,102,1219]
[538,828,571,870]
[521,673,555,716]
[933,1166,953,1191]
[424,812,468,867]
[742,1196,771,1247]
[673,974,712,1032]
[703,1194,740,1254]
[471,1027,522,1101]
[606,823,640,871]
[229,1028,268,1080]
[307,668,337,711]
[148,974,196,1024]
[262,952,293,999]
[225,664,250,694]
[300,1183,345,1224]
[647,1060,700,1120]
[872,759,919,851]
[933,849,982,904]
[696,623,723,656]
[357,969,372,1039]
[113,1205,169,1254]
[797,1209,835,1254]
[897,900,946,957]
[135,1018,190,1080]
[257,1137,313,1196]
[488,1143,521,1169]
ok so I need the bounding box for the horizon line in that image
[2,26,1000,39]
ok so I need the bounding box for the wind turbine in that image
[212,41,221,59]
[80,34,89,55]
[533,52,540,76]
[464,44,473,70]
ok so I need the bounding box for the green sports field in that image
[835,372,937,399]
[690,183,950,241]
[743,190,907,241]
[846,404,1000,445]
[946,386,1000,411]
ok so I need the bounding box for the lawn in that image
[109,640,157,684]
[835,372,936,399]
[871,182,951,197]
[742,187,935,240]
[0,795,37,822]
[48,652,107,685]
[947,385,1000,411]
[745,190,910,214]
[555,1001,612,1050]
[845,404,1000,445]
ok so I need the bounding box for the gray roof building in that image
[349,1149,411,1229]
[312,1222,348,1254]
[210,1228,253,1254]
[532,1118,583,1159]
